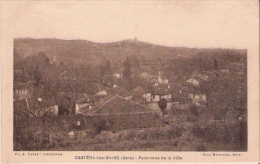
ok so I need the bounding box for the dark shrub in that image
[196,144,206,151]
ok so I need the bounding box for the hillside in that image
[14,38,247,67]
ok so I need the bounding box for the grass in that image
[43,123,244,151]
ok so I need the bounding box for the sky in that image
[2,0,259,49]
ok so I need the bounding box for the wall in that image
[14,89,31,100]
[144,93,151,102]
[152,95,160,102]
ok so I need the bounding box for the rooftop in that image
[84,95,161,115]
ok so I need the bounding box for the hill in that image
[14,38,247,67]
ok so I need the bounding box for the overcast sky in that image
[3,1,259,49]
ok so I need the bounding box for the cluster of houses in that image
[14,53,247,146]
[14,60,211,120]
[14,59,211,144]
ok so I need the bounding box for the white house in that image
[113,68,124,78]
[144,93,152,102]
[14,98,59,117]
[186,78,200,87]
[220,69,230,74]
[188,93,207,104]
[140,72,149,80]
[75,97,95,114]
[151,85,172,102]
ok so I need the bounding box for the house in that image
[186,74,209,87]
[188,90,207,104]
[82,95,164,131]
[151,84,172,102]
[130,67,142,77]
[168,87,192,114]
[74,97,94,114]
[13,81,33,100]
[112,86,132,100]
[14,98,58,117]
[113,68,124,78]
[191,72,209,81]
[220,68,230,74]
[95,90,108,96]
[74,84,111,114]
[140,72,150,80]
[130,86,148,104]
[172,89,192,104]
[149,75,159,84]
[185,78,200,87]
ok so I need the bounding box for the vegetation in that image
[158,98,167,113]
[13,38,247,151]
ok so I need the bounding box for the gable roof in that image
[131,95,147,104]
[152,84,171,95]
[113,67,125,74]
[112,86,131,97]
[131,67,144,76]
[85,95,161,115]
[75,96,91,104]
[190,72,209,82]
[130,86,146,95]
[171,90,189,99]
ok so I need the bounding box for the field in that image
[42,122,246,151]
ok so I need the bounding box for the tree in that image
[123,57,132,90]
[158,98,167,113]
[189,104,199,117]
[129,54,140,68]
[214,59,218,70]
[102,60,114,87]
[123,57,132,78]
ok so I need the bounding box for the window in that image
[153,95,155,99]
[69,131,74,138]
[77,121,81,127]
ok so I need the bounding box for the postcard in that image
[1,0,259,163]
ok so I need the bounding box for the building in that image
[185,72,210,87]
[74,97,94,114]
[82,95,164,131]
[188,91,207,104]
[13,81,33,100]
[113,68,124,78]
[172,89,192,104]
[112,86,132,100]
[130,86,148,104]
[151,84,172,102]
[185,78,200,87]
[14,98,58,117]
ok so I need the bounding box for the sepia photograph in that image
[13,36,248,152]
[1,0,259,163]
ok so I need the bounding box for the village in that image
[13,40,247,151]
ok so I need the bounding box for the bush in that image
[196,144,207,151]
[191,121,247,151]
